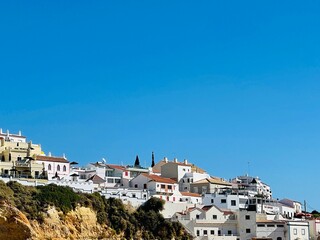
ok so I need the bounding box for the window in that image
[48,164,51,171]
[212,215,217,219]
[277,225,284,228]
[161,184,165,189]
[107,178,114,183]
[57,165,60,171]
[143,184,147,189]
[196,214,200,219]
[221,199,226,203]
[246,229,251,233]
[231,200,236,206]
[203,230,207,236]
[302,229,305,235]
[63,165,66,172]
[257,224,265,227]
[211,199,214,203]
[210,230,215,235]
[115,179,121,183]
[267,224,275,227]
[277,237,282,240]
[228,230,232,235]
[196,230,200,236]
[125,171,128,176]
[132,194,136,198]
[218,230,221,236]
[134,184,138,188]
[293,228,297,235]
[245,215,250,220]
[168,185,172,190]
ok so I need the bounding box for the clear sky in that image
[1,1,320,210]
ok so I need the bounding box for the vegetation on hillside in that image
[0,180,192,239]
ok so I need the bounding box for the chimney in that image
[174,158,178,163]
[184,159,188,165]
[0,128,2,134]
[164,157,168,163]
[63,153,66,159]
[18,131,21,136]
[48,152,52,157]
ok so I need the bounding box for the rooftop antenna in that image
[247,161,250,176]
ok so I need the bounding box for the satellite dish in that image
[102,158,106,163]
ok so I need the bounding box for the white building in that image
[232,175,272,199]
[172,204,239,240]
[35,154,70,180]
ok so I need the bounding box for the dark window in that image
[63,165,66,172]
[231,200,236,206]
[57,165,60,171]
[143,184,147,189]
[134,184,138,188]
[245,215,250,220]
[210,230,215,235]
[168,185,172,189]
[211,199,214,203]
[161,184,165,189]
[246,229,251,233]
[228,230,232,235]
[257,224,265,227]
[221,199,226,203]
[196,214,200,219]
[48,164,51,171]
[204,230,207,235]
[213,215,217,219]
[196,230,200,236]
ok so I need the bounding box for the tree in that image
[151,152,155,167]
[134,155,140,166]
[138,197,165,213]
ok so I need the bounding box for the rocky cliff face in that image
[0,202,121,240]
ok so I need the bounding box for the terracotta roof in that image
[36,155,69,163]
[141,173,177,184]
[180,192,201,197]
[86,174,106,184]
[202,205,213,211]
[106,164,126,171]
[192,177,232,186]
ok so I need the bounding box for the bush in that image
[36,184,80,213]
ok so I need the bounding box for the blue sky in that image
[1,1,320,210]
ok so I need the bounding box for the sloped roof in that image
[141,173,177,184]
[192,177,232,186]
[180,192,201,197]
[86,174,106,184]
[106,164,126,171]
[36,155,69,163]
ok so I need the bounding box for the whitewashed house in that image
[172,204,239,240]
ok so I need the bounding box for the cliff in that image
[0,202,120,240]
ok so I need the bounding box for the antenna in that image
[247,161,250,176]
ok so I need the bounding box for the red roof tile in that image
[36,155,69,163]
[180,192,201,197]
[141,173,177,184]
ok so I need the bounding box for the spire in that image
[151,152,155,167]
[134,155,140,167]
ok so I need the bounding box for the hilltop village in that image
[0,129,319,240]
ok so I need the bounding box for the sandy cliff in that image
[0,202,120,240]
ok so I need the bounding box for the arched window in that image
[63,165,66,172]
[57,165,60,171]
[48,164,51,171]
[277,237,282,240]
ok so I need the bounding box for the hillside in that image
[0,180,192,240]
